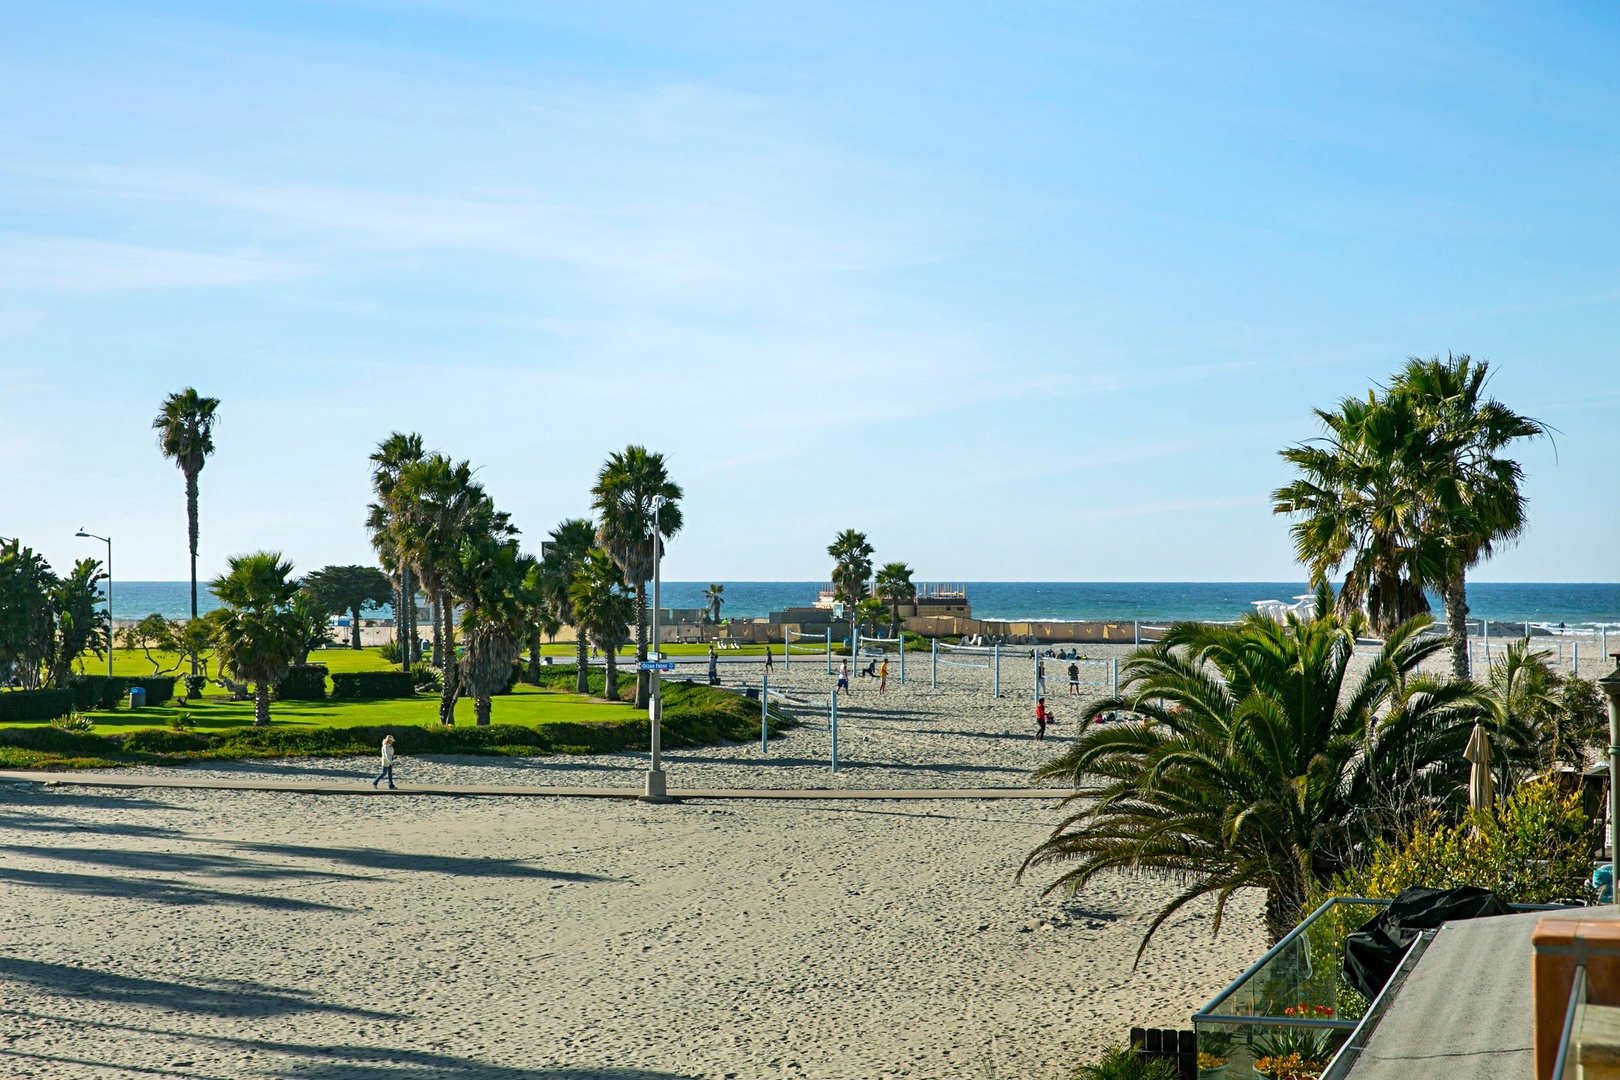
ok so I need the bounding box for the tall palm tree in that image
[154,388,221,672]
[209,552,302,727]
[704,584,724,624]
[591,446,683,710]
[827,529,873,650]
[569,548,634,704]
[1021,592,1483,949]
[540,518,599,696]
[452,534,534,726]
[367,432,426,670]
[392,455,513,724]
[1390,355,1546,678]
[1272,391,1444,636]
[873,561,916,638]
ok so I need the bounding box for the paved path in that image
[0,769,1060,801]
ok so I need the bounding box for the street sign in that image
[639,661,676,672]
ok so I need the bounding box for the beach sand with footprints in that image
[0,649,1271,1079]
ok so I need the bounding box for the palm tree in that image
[569,548,634,703]
[1474,640,1567,791]
[392,454,513,724]
[873,561,916,638]
[209,552,302,727]
[452,534,534,726]
[367,433,426,670]
[154,388,221,672]
[540,518,599,696]
[1021,592,1482,949]
[303,565,395,650]
[1390,355,1546,678]
[47,558,109,688]
[591,446,683,710]
[704,584,724,624]
[828,529,873,650]
[521,558,556,684]
[1272,391,1444,636]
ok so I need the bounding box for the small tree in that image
[569,549,634,703]
[303,565,394,650]
[704,583,724,624]
[48,558,108,687]
[210,552,302,727]
[874,561,915,638]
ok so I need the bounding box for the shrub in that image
[68,675,176,711]
[1327,779,1596,906]
[0,689,76,722]
[378,639,404,663]
[410,661,442,692]
[330,670,417,699]
[184,675,208,698]
[49,713,93,734]
[122,728,210,754]
[274,664,329,701]
[1071,1046,1179,1080]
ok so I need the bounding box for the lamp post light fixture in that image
[1599,654,1620,905]
[74,529,113,679]
[642,495,670,803]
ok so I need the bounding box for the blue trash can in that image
[128,686,146,709]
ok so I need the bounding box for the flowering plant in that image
[1282,1004,1335,1019]
[1253,1052,1326,1079]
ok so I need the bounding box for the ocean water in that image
[109,580,1620,627]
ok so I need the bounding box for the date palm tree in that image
[540,518,599,696]
[1272,391,1444,636]
[874,561,916,638]
[453,534,534,726]
[704,584,724,624]
[154,388,220,672]
[47,558,109,688]
[367,432,426,669]
[591,446,683,710]
[569,548,634,703]
[1390,355,1546,677]
[209,552,302,727]
[392,454,513,724]
[828,529,873,650]
[1022,590,1482,951]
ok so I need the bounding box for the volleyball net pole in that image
[931,637,937,688]
[825,628,832,674]
[829,686,839,772]
[761,671,769,754]
[898,633,905,685]
[993,642,1000,698]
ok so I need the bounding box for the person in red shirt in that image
[1035,698,1050,741]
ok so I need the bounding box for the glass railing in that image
[1554,964,1587,1080]
[1194,896,1566,1080]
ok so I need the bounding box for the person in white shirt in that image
[371,735,397,790]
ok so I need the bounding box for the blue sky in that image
[3,1,1617,583]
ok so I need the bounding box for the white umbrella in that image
[1464,723,1495,812]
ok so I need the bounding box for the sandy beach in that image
[0,649,1278,1080]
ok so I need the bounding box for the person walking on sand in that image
[1034,698,1049,742]
[764,645,775,673]
[837,659,850,693]
[708,644,720,686]
[878,658,889,694]
[1068,661,1080,695]
[372,735,397,789]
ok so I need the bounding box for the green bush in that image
[274,664,329,701]
[49,713,93,733]
[532,664,636,698]
[70,675,178,710]
[0,724,117,755]
[0,689,76,722]
[378,639,404,663]
[410,661,442,691]
[1071,1046,1179,1080]
[330,670,417,699]
[127,676,176,707]
[122,729,210,754]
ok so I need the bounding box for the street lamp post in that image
[1598,654,1620,904]
[75,530,113,679]
[643,496,669,802]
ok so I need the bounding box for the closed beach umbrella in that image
[1464,723,1495,811]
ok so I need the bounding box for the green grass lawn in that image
[69,683,641,737]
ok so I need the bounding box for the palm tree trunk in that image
[1264,878,1307,945]
[476,694,491,726]
[350,604,363,650]
[604,645,620,702]
[633,582,649,710]
[397,566,412,671]
[253,682,270,727]
[575,632,589,695]
[439,601,459,724]
[1446,573,1471,680]
[186,469,200,677]
[528,630,541,685]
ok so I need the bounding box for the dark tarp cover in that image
[1341,886,1511,1001]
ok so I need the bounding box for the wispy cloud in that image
[0,235,296,291]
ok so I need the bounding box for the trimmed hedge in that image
[68,675,177,710]
[330,670,417,699]
[0,689,76,722]
[274,664,329,701]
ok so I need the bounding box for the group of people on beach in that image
[834,657,890,694]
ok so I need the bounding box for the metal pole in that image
[644,503,666,802]
[830,686,839,772]
[993,643,1000,698]
[761,672,769,754]
[1575,641,1581,676]
[899,632,905,685]
[931,637,937,689]
[1484,619,1490,664]
[826,628,832,675]
[785,630,790,671]
[1133,620,1139,647]
[1111,656,1118,698]
[105,537,113,680]
[1033,648,1039,701]
[1598,657,1620,906]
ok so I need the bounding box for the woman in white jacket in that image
[371,735,397,790]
